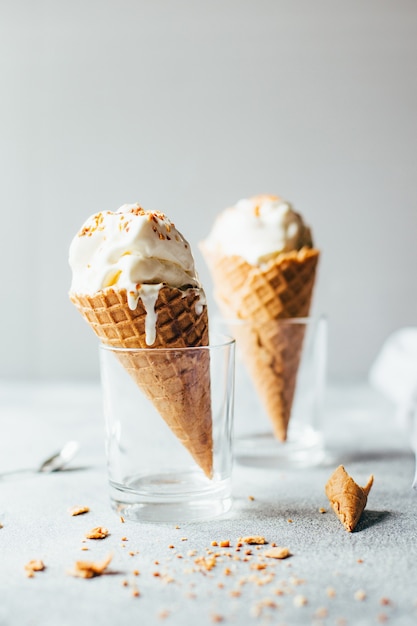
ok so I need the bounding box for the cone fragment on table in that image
[325,465,374,532]
[203,247,319,441]
[70,286,213,478]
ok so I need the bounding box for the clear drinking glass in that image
[99,335,235,522]
[214,316,327,467]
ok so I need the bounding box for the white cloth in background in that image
[369,327,417,488]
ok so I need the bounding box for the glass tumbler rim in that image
[99,334,235,354]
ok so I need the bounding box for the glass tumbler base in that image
[109,471,232,523]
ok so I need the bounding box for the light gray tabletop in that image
[1,380,416,626]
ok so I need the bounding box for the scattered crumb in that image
[229,590,241,597]
[211,541,218,547]
[211,614,224,623]
[168,545,175,549]
[120,516,125,523]
[319,508,326,514]
[121,536,128,541]
[80,547,89,552]
[264,547,291,560]
[69,505,90,516]
[175,525,180,529]
[357,558,364,564]
[158,610,170,619]
[326,586,336,598]
[354,589,367,601]
[293,594,308,607]
[24,559,46,577]
[240,536,266,545]
[251,563,267,571]
[68,554,112,578]
[132,586,140,598]
[122,579,129,587]
[181,537,188,542]
[133,570,140,576]
[380,597,392,606]
[377,614,389,623]
[248,495,255,501]
[287,519,293,523]
[314,607,328,618]
[219,540,230,548]
[194,555,217,571]
[85,527,109,540]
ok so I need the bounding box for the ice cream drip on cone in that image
[69,204,213,478]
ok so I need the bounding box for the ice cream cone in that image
[70,286,213,478]
[203,247,319,440]
[325,465,374,532]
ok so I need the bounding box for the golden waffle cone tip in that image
[70,286,213,478]
[325,465,374,532]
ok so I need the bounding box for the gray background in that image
[1,0,416,381]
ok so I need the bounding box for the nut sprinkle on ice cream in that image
[69,203,205,345]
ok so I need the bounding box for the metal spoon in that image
[0,440,80,478]
[37,440,80,473]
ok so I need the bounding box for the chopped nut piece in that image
[251,563,267,571]
[24,559,46,577]
[240,536,266,545]
[354,589,367,601]
[264,547,291,560]
[85,526,109,540]
[69,506,90,516]
[194,555,217,571]
[69,554,112,578]
[219,540,230,548]
[120,516,125,523]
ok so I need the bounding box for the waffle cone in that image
[70,286,213,478]
[202,247,319,440]
[325,465,374,532]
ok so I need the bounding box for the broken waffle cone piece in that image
[70,286,213,478]
[203,247,319,440]
[325,465,374,532]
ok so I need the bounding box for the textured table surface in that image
[1,380,416,626]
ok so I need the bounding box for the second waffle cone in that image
[204,247,319,441]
